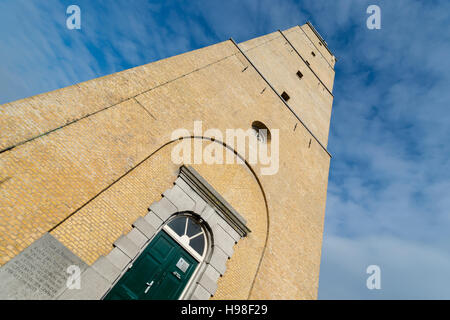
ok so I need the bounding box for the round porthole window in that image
[251,121,271,144]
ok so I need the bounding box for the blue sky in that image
[1,0,450,299]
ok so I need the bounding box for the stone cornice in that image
[179,165,251,237]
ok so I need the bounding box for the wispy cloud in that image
[314,0,450,298]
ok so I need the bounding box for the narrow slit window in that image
[281,91,290,102]
[305,60,310,66]
[311,51,316,57]
[296,71,303,79]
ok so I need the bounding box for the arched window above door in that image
[63,165,250,301]
[164,215,206,261]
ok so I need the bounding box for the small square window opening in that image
[281,91,290,102]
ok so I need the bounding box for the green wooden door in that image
[104,230,198,300]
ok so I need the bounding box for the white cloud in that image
[1,0,449,299]
[317,0,450,298]
[320,235,450,299]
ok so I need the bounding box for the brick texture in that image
[0,23,335,299]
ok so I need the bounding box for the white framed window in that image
[163,215,207,262]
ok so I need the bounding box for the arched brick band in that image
[58,165,250,300]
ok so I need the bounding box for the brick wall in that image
[0,24,335,299]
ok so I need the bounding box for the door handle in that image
[144,280,154,294]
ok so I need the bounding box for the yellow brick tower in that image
[0,22,336,300]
